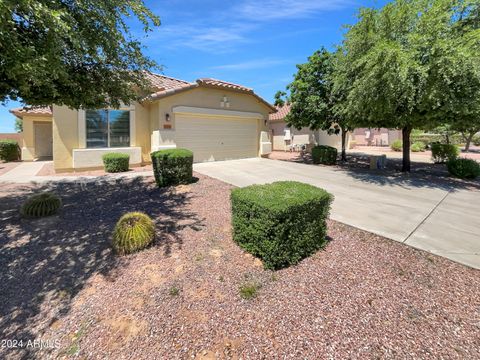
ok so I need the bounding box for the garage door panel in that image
[175,115,258,162]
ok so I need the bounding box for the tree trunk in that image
[341,128,348,162]
[402,126,412,172]
[464,131,474,152]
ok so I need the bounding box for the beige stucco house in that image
[269,104,347,151]
[11,73,275,171]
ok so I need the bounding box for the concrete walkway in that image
[194,158,480,269]
[0,161,152,184]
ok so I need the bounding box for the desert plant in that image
[0,140,20,161]
[112,212,155,255]
[390,139,402,152]
[231,181,333,270]
[311,145,337,165]
[239,282,260,300]
[411,142,425,152]
[102,153,130,173]
[431,143,459,163]
[20,192,62,218]
[151,148,193,187]
[446,158,480,179]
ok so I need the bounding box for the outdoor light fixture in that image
[165,113,170,122]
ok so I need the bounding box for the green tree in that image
[273,91,287,107]
[286,48,353,161]
[341,0,480,171]
[14,117,22,133]
[0,0,160,109]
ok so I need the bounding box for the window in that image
[86,110,130,148]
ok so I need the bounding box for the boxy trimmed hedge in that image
[231,181,333,270]
[102,153,130,173]
[311,145,337,165]
[0,140,20,161]
[151,148,193,187]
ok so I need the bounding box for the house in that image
[268,104,346,151]
[10,74,275,171]
[352,128,402,146]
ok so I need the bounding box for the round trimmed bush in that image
[151,148,193,187]
[311,145,337,165]
[102,153,130,173]
[0,140,20,161]
[112,212,155,255]
[446,158,480,179]
[21,192,62,218]
[411,142,425,152]
[390,139,402,152]
[431,143,459,163]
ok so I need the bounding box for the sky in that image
[0,0,387,132]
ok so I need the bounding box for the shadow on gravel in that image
[0,177,203,359]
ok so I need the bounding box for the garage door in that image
[175,114,258,162]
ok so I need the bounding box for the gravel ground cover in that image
[36,162,153,177]
[0,174,479,359]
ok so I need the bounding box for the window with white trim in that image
[86,110,130,148]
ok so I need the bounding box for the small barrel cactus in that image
[112,212,155,255]
[20,192,62,218]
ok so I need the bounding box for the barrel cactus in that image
[112,212,155,255]
[20,192,62,218]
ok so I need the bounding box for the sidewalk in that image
[0,161,152,184]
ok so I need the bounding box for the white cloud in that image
[211,59,289,71]
[237,0,353,21]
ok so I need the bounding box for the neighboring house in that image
[10,74,275,171]
[352,128,402,146]
[268,104,345,151]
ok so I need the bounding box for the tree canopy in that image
[340,0,480,171]
[285,48,354,161]
[0,0,160,109]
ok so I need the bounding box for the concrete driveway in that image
[194,158,480,269]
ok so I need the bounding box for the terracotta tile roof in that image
[11,72,275,114]
[269,104,291,121]
[196,78,253,93]
[10,106,53,118]
[144,72,193,92]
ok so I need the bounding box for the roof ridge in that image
[147,71,193,84]
[197,78,253,91]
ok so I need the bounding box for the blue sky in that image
[0,0,387,132]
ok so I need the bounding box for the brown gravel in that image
[0,174,479,359]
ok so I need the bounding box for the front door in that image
[34,122,53,158]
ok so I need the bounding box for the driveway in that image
[194,158,480,269]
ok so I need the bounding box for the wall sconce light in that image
[165,113,170,122]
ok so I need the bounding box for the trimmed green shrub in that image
[151,148,193,187]
[112,212,155,255]
[21,192,62,218]
[231,181,333,270]
[102,153,130,173]
[411,142,425,152]
[0,140,20,161]
[431,143,459,163]
[311,145,337,165]
[390,139,402,152]
[411,133,463,147]
[446,158,480,179]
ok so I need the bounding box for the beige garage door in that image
[175,115,258,162]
